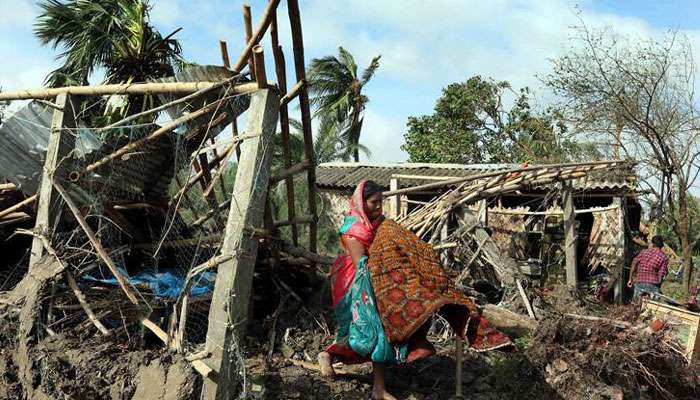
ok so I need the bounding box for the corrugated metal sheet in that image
[0,101,89,194]
[316,162,636,193]
[0,101,175,200]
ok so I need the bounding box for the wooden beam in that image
[563,182,578,288]
[288,0,319,253]
[270,14,299,245]
[202,89,278,400]
[0,81,259,101]
[28,93,76,267]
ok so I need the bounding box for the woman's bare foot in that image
[317,351,335,378]
[371,388,397,400]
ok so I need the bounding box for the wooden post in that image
[270,15,299,244]
[252,45,267,88]
[614,196,628,303]
[202,89,279,399]
[563,183,578,288]
[242,4,255,79]
[29,93,77,267]
[219,40,241,160]
[288,0,319,253]
[388,178,400,219]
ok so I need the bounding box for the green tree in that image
[401,76,597,164]
[35,0,184,122]
[307,47,380,162]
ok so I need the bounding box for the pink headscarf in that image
[345,179,383,247]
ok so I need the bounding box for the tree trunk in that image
[677,183,694,297]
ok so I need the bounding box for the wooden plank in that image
[202,89,278,400]
[288,0,319,252]
[28,93,76,267]
[563,182,578,288]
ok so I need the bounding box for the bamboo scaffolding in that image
[0,81,258,101]
[288,0,319,252]
[279,79,305,107]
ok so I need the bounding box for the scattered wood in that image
[517,279,537,320]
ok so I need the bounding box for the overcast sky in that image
[2,0,700,162]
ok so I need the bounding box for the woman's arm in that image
[345,237,367,267]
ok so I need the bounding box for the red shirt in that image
[633,247,669,285]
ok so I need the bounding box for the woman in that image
[319,180,511,400]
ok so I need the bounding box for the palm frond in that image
[361,55,381,85]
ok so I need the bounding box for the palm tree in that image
[307,47,380,162]
[34,0,184,122]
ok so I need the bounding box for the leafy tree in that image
[307,47,380,162]
[35,0,184,122]
[401,76,597,164]
[544,23,700,296]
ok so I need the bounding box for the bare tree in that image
[543,21,700,296]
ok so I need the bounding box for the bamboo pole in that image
[279,79,305,107]
[288,0,319,252]
[0,183,17,191]
[75,97,233,180]
[273,214,315,228]
[253,45,268,89]
[270,159,310,184]
[201,145,236,199]
[0,195,37,219]
[232,0,282,74]
[271,14,300,246]
[219,40,231,68]
[172,142,235,203]
[243,4,255,79]
[0,81,258,101]
[52,180,139,304]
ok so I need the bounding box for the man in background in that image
[627,235,669,300]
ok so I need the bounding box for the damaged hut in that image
[317,161,641,301]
